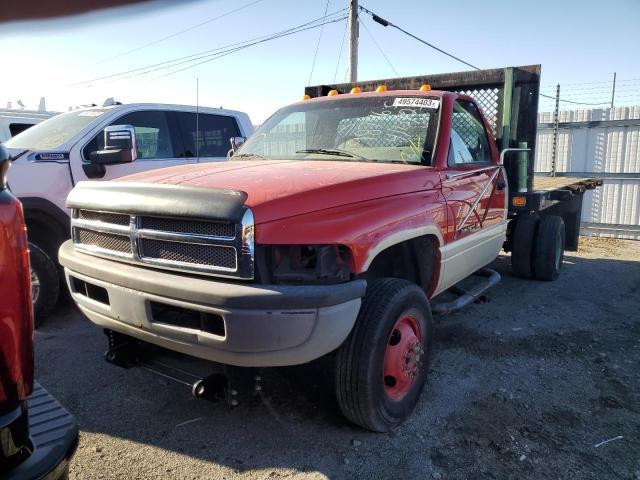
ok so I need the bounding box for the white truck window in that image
[173,112,240,158]
[83,111,174,160]
[5,109,105,150]
[9,123,35,137]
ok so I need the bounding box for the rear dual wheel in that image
[511,214,565,281]
[334,278,433,432]
[533,216,565,281]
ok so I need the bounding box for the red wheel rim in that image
[383,313,424,400]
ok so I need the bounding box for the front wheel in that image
[334,278,433,432]
[29,242,60,327]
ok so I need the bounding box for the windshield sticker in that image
[392,98,440,109]
[78,111,104,117]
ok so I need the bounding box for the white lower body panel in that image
[434,221,508,296]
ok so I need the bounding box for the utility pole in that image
[610,72,617,109]
[348,0,358,82]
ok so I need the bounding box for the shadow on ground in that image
[35,246,640,479]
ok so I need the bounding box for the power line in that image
[541,77,640,88]
[157,16,347,79]
[359,17,398,77]
[359,4,479,70]
[308,0,331,85]
[92,10,347,84]
[97,0,267,63]
[74,9,347,86]
[539,93,608,106]
[333,14,349,83]
[359,5,628,108]
[541,84,639,94]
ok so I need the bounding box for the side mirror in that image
[229,136,246,154]
[500,144,530,193]
[89,125,137,165]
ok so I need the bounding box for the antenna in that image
[196,77,200,163]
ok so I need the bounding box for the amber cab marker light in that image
[512,196,526,207]
[376,85,388,92]
[302,94,311,100]
[328,89,339,96]
[420,84,431,91]
[350,86,362,94]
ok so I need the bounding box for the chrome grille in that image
[140,239,237,270]
[139,216,234,238]
[78,209,130,226]
[71,208,254,279]
[76,228,132,254]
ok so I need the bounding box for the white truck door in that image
[69,109,197,182]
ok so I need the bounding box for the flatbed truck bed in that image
[533,175,603,193]
[505,174,602,251]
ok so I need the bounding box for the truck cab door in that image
[441,99,507,241]
[437,99,507,291]
[70,109,196,182]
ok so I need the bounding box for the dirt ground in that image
[35,236,640,479]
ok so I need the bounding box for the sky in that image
[1,0,639,123]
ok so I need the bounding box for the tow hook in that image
[104,329,140,368]
[103,330,264,407]
[192,367,263,407]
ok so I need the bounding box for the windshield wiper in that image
[12,149,29,161]
[233,152,267,160]
[295,148,367,160]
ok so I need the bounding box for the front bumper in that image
[3,382,79,480]
[59,240,366,367]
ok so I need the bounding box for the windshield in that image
[237,95,440,164]
[5,109,106,150]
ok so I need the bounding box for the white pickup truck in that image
[5,103,253,322]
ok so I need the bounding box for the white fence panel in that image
[536,106,640,239]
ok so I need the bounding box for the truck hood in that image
[119,160,441,224]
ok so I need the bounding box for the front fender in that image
[255,189,447,274]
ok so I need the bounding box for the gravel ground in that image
[36,236,640,479]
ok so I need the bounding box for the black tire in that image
[29,242,60,327]
[511,214,540,278]
[334,278,434,432]
[532,216,565,281]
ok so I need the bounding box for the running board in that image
[430,268,501,315]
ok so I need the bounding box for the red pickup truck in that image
[58,65,600,431]
[0,145,78,478]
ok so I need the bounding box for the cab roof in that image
[299,89,450,104]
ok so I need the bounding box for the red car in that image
[0,144,78,479]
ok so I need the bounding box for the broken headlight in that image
[269,245,352,284]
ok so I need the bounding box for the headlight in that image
[269,244,352,284]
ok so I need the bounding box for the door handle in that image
[496,180,506,190]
